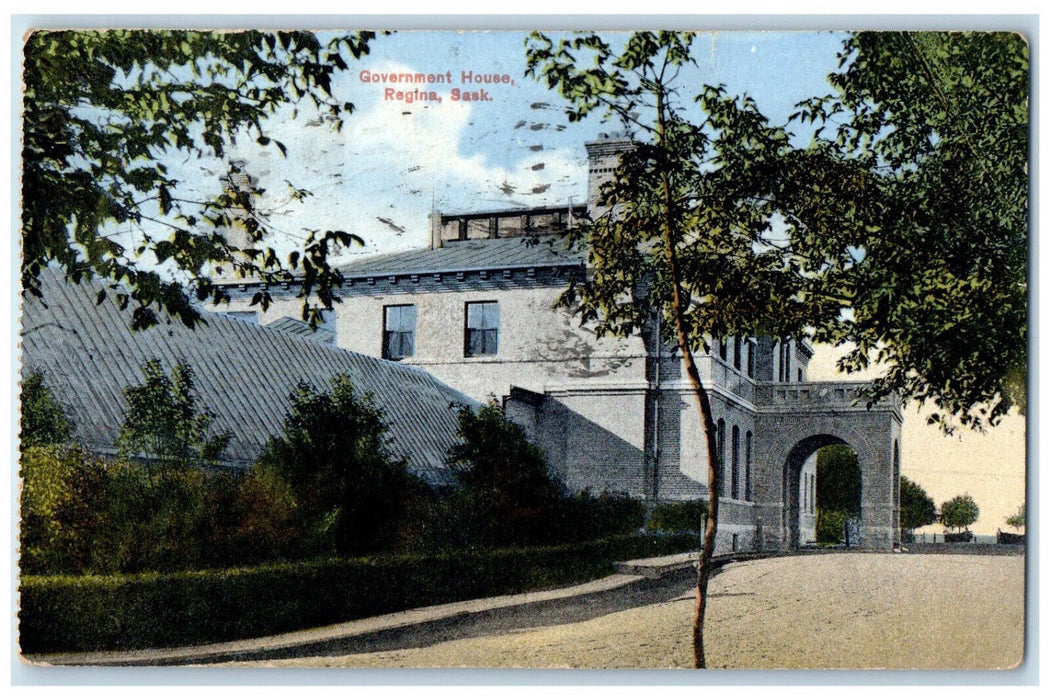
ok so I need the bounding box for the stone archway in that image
[753,383,903,551]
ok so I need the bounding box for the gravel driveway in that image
[244,552,1025,669]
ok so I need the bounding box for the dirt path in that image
[242,552,1024,670]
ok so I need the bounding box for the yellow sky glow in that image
[807,345,1027,536]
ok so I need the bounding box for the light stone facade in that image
[215,138,903,553]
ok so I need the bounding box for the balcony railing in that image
[754,381,895,412]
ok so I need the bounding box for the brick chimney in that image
[584,135,636,204]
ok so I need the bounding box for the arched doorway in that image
[814,444,862,545]
[781,435,863,549]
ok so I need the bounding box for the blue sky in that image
[202,30,850,262]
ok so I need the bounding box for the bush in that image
[259,375,426,557]
[560,491,646,541]
[944,531,973,543]
[447,402,567,547]
[19,532,697,653]
[816,509,848,544]
[19,445,306,576]
[646,499,708,533]
[19,372,73,448]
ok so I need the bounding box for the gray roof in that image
[338,235,585,278]
[262,316,337,345]
[20,269,477,484]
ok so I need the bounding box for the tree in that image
[527,29,1026,667]
[899,476,938,534]
[793,32,1028,431]
[1005,502,1025,531]
[816,445,862,516]
[527,31,816,668]
[258,375,421,556]
[940,494,980,534]
[22,30,376,330]
[447,402,565,547]
[117,359,230,468]
[19,372,74,448]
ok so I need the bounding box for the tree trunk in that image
[665,242,721,669]
[652,83,721,669]
[656,141,721,669]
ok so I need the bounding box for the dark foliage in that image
[19,372,73,448]
[258,375,425,556]
[816,445,862,517]
[447,402,567,547]
[646,499,709,533]
[816,509,848,545]
[20,532,696,653]
[900,476,938,533]
[22,30,377,330]
[794,32,1028,430]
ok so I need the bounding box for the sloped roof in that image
[338,235,585,278]
[20,269,477,484]
[262,316,337,345]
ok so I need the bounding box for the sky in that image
[205,30,849,260]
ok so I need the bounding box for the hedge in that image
[19,532,696,654]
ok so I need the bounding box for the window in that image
[719,337,728,362]
[731,425,740,500]
[383,304,416,360]
[465,301,499,357]
[746,339,756,379]
[744,431,753,501]
[716,419,726,496]
[779,337,792,382]
[733,336,742,371]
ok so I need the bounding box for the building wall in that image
[215,273,898,553]
[221,278,649,403]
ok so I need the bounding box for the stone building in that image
[217,138,903,552]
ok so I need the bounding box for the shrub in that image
[816,509,848,544]
[447,402,567,547]
[646,499,708,533]
[561,491,646,541]
[19,371,73,448]
[200,466,301,568]
[20,444,305,576]
[258,375,426,557]
[19,445,84,573]
[19,532,697,653]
